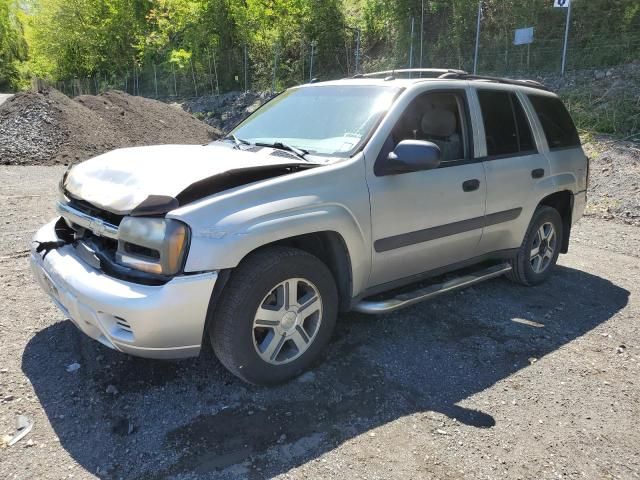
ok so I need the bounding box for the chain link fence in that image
[54,6,640,100]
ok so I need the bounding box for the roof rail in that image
[438,72,549,91]
[357,68,468,79]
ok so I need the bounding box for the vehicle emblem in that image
[89,218,107,236]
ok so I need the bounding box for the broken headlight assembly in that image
[116,217,190,276]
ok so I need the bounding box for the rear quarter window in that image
[528,95,580,150]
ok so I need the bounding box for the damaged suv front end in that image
[30,82,398,380]
[30,141,320,358]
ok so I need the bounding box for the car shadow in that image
[22,265,629,479]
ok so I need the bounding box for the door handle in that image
[462,179,480,192]
[531,168,545,179]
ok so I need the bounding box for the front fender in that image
[179,202,370,296]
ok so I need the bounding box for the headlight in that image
[116,217,190,276]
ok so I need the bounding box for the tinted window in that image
[478,91,518,156]
[478,90,536,156]
[512,95,535,152]
[528,95,580,149]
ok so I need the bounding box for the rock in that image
[66,362,81,373]
[112,417,135,436]
[436,429,448,435]
[297,371,316,383]
[277,434,287,444]
[594,70,606,80]
[105,384,118,395]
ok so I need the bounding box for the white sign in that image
[514,27,535,45]
[554,0,570,7]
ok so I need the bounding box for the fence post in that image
[309,41,317,81]
[419,0,424,68]
[561,0,572,75]
[409,17,415,71]
[355,28,361,74]
[153,64,158,98]
[473,1,482,74]
[190,58,198,97]
[171,63,177,97]
[207,50,215,96]
[213,51,220,95]
[244,44,248,92]
[272,43,279,93]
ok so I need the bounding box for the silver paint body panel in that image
[32,77,587,358]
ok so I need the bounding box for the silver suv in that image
[31,69,588,385]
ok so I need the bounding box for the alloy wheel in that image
[252,278,323,365]
[530,222,557,274]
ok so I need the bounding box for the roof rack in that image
[350,68,548,91]
[356,68,468,79]
[437,72,549,91]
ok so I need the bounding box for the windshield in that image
[231,85,400,157]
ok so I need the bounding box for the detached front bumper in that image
[30,220,218,359]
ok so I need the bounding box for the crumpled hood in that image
[63,143,310,214]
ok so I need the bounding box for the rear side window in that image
[528,95,580,149]
[478,90,536,157]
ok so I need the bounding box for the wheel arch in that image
[537,190,574,253]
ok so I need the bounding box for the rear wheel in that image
[507,206,563,286]
[210,246,338,385]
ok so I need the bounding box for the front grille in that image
[67,197,124,227]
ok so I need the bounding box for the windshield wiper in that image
[255,141,310,161]
[224,134,252,149]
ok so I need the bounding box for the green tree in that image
[0,0,28,90]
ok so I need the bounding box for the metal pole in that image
[171,63,177,97]
[212,51,219,95]
[207,50,214,96]
[409,17,415,70]
[309,41,315,81]
[419,0,424,69]
[153,64,158,98]
[244,44,248,91]
[474,1,482,74]
[272,43,279,93]
[355,29,361,74]
[190,58,198,97]
[561,0,572,75]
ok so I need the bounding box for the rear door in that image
[471,87,550,255]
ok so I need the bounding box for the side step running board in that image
[353,263,512,314]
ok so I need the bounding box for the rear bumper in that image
[31,220,218,359]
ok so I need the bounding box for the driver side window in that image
[379,91,469,166]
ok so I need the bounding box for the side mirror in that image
[379,140,441,176]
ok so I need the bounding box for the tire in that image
[210,246,338,385]
[507,206,563,286]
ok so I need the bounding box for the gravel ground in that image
[1,166,639,480]
[583,135,640,226]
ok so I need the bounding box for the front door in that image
[366,89,487,288]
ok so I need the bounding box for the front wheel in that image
[507,206,563,286]
[210,246,338,385]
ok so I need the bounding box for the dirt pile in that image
[182,91,274,134]
[0,88,220,165]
